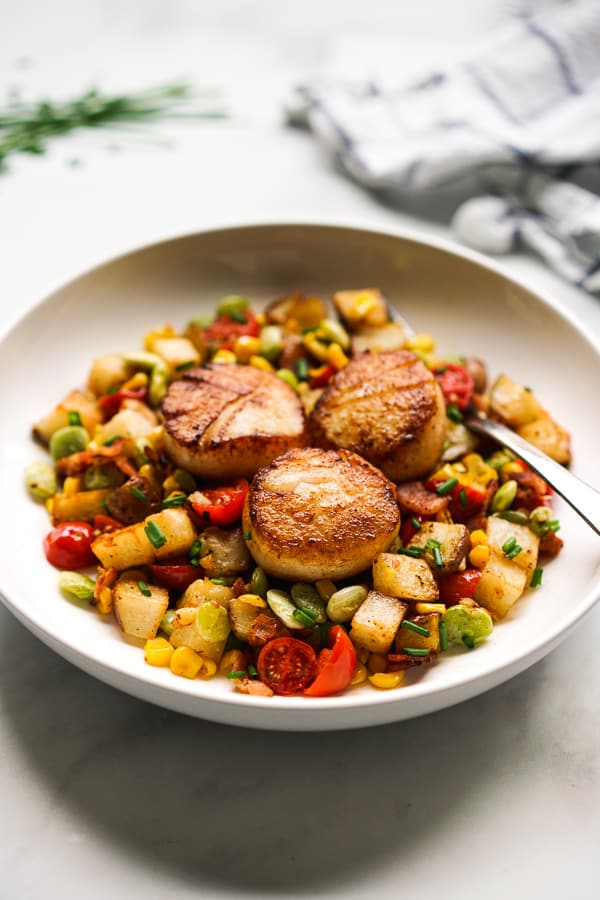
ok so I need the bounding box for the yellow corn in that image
[236,593,267,609]
[297,381,309,396]
[469,545,490,568]
[169,646,205,679]
[219,649,248,676]
[405,332,435,353]
[212,349,237,365]
[162,475,180,494]
[326,342,349,370]
[350,291,378,321]
[470,529,488,548]
[95,587,113,616]
[122,371,148,391]
[501,461,525,479]
[302,332,329,362]
[369,671,405,690]
[146,426,165,450]
[350,662,368,686]
[256,313,267,326]
[144,637,174,667]
[415,602,447,615]
[367,653,388,675]
[249,354,275,373]
[233,335,261,363]
[197,656,218,679]
[144,324,177,352]
[63,476,81,497]
[45,497,55,516]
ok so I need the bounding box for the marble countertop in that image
[1,2,599,897]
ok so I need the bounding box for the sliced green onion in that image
[462,634,475,649]
[501,536,517,554]
[295,358,309,381]
[530,566,543,588]
[228,309,248,324]
[397,547,425,558]
[243,530,252,541]
[102,434,123,447]
[446,403,462,424]
[439,620,448,651]
[138,580,152,597]
[432,546,443,568]
[145,519,167,549]
[130,485,148,502]
[458,487,468,506]
[175,360,195,372]
[436,477,459,496]
[67,410,82,427]
[402,620,430,637]
[410,518,422,530]
[162,494,187,508]
[247,663,258,679]
[227,670,247,679]
[173,468,197,493]
[505,544,523,560]
[210,577,227,586]
[495,510,528,525]
[292,607,317,628]
[400,647,430,657]
[425,538,442,549]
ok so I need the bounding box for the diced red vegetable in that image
[257,637,318,695]
[308,363,336,389]
[98,387,147,418]
[43,522,96,570]
[437,569,483,605]
[435,363,474,411]
[304,626,357,697]
[148,563,201,593]
[204,310,260,348]
[188,479,248,526]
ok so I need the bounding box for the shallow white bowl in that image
[1,222,599,731]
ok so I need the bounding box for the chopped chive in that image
[458,487,468,506]
[436,366,447,374]
[228,309,247,324]
[130,485,148,502]
[67,410,82,427]
[410,518,422,531]
[502,536,517,554]
[505,544,523,559]
[397,546,425,558]
[175,360,195,372]
[530,566,543,588]
[446,403,462,424]
[162,494,187,508]
[247,663,258,679]
[548,519,560,532]
[425,538,442,549]
[243,530,252,541]
[102,434,122,446]
[402,620,430,637]
[106,385,119,395]
[439,620,448,651]
[101,499,110,513]
[295,358,309,381]
[436,477,459,496]
[432,546,444,568]
[210,577,227,585]
[137,580,152,597]
[144,519,167,549]
[462,634,475,649]
[496,510,528,525]
[189,538,202,566]
[400,647,430,657]
[227,670,247,679]
[292,607,317,628]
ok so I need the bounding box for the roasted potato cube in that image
[52,488,112,524]
[372,553,439,602]
[179,578,233,609]
[333,288,389,330]
[228,594,268,641]
[265,293,327,330]
[97,406,157,444]
[92,508,197,570]
[407,522,470,575]
[350,590,408,654]
[151,337,200,375]
[199,527,250,576]
[472,551,528,618]
[487,516,540,576]
[517,415,571,465]
[113,576,169,640]
[33,389,102,444]
[489,374,544,428]
[87,354,128,397]
[169,602,230,661]
[395,613,440,653]
[351,322,406,354]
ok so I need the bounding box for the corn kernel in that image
[469,545,490,568]
[249,354,275,373]
[256,313,267,326]
[470,529,488,548]
[367,653,388,675]
[162,475,180,494]
[197,656,218,679]
[219,649,248,676]
[212,349,237,365]
[236,593,267,609]
[122,371,148,391]
[63,476,81,497]
[233,335,261,363]
[415,602,447,614]
[144,637,174,667]
[501,460,525,479]
[302,332,329,362]
[369,671,405,690]
[350,662,368,686]
[405,332,435,353]
[297,381,309,396]
[169,646,205,679]
[326,342,349,370]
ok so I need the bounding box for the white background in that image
[1,2,599,898]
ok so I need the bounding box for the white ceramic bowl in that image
[1,223,599,731]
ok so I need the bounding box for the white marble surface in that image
[1,2,599,897]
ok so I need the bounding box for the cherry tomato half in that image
[437,569,482,605]
[257,637,319,695]
[98,386,147,418]
[425,479,487,523]
[148,563,201,593]
[435,363,474,411]
[204,310,260,348]
[304,626,357,697]
[188,480,248,526]
[309,363,336,389]
[93,514,124,533]
[43,522,96,570]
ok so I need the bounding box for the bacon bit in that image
[396,481,449,516]
[230,576,248,598]
[235,676,274,697]
[93,566,117,615]
[465,512,488,532]
[512,468,551,511]
[539,531,564,559]
[247,613,291,647]
[114,455,138,479]
[387,651,437,671]
[55,438,128,475]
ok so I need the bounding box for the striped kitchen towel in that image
[288,1,600,291]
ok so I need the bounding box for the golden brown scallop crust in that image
[309,350,447,482]
[243,447,401,581]
[160,364,307,480]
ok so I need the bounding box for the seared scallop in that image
[161,364,306,480]
[309,350,447,482]
[243,447,401,581]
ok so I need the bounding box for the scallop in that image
[243,447,401,582]
[161,364,306,480]
[309,350,447,482]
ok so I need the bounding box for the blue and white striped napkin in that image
[288,1,600,291]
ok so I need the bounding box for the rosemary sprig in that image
[0,82,227,171]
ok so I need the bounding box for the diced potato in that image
[151,337,200,375]
[489,375,544,428]
[52,488,112,523]
[517,415,571,465]
[372,553,439,602]
[199,527,250,576]
[87,354,128,397]
[487,516,540,576]
[350,590,408,654]
[91,508,197,570]
[169,603,230,661]
[96,407,157,444]
[333,288,388,331]
[395,613,440,653]
[179,578,233,609]
[113,576,169,640]
[265,293,327,330]
[407,522,470,575]
[351,322,406,354]
[150,509,198,561]
[33,389,103,444]
[472,551,528,619]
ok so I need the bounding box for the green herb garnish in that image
[162,494,187,508]
[67,410,82,427]
[397,547,425,558]
[530,566,543,588]
[130,485,148,502]
[292,607,317,628]
[144,519,167,549]
[400,647,430,657]
[402,620,430,637]
[436,477,459,496]
[446,403,462,424]
[102,434,122,446]
[227,670,247,679]
[137,580,152,597]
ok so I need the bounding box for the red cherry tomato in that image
[188,480,248,526]
[435,363,474,411]
[304,626,357,697]
[98,386,147,418]
[93,514,124,533]
[43,522,96,570]
[400,515,424,545]
[204,311,260,348]
[257,637,319,695]
[424,479,487,523]
[437,569,482,605]
[148,563,201,592]
[309,363,336,389]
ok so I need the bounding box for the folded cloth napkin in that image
[287,0,600,291]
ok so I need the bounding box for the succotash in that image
[27,288,567,699]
